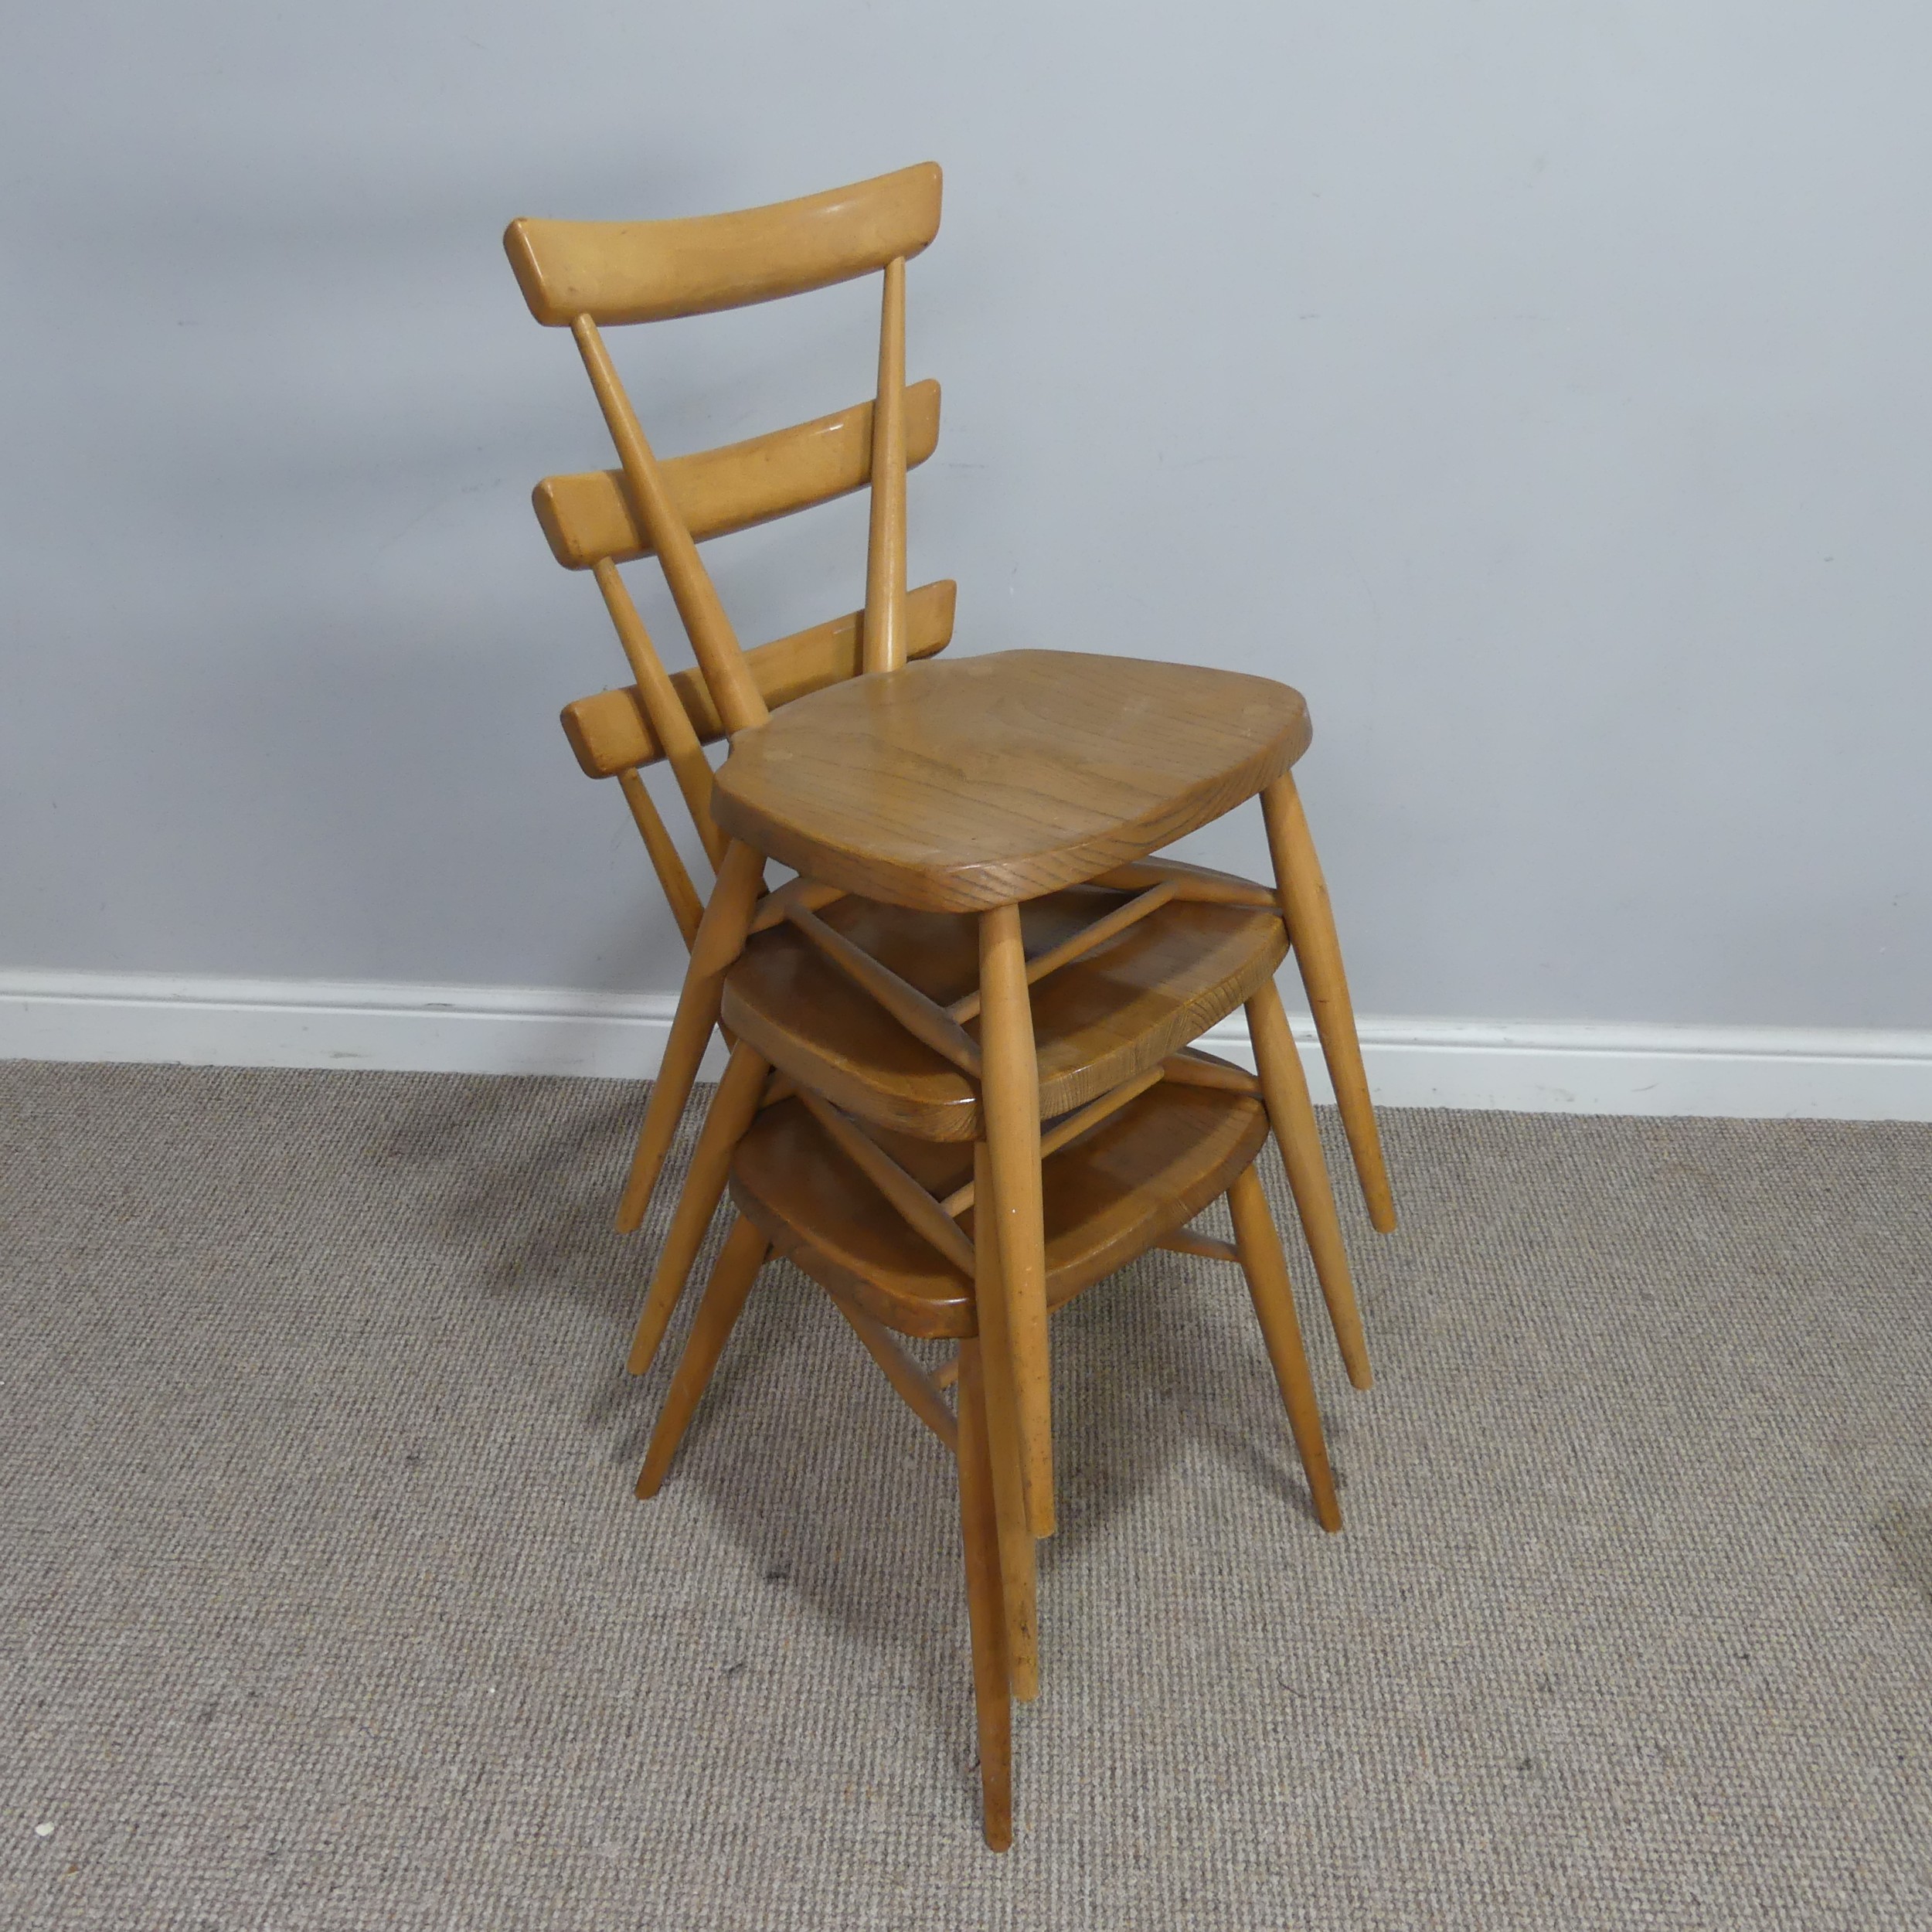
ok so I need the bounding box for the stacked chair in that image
[505,162,1396,1850]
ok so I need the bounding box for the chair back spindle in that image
[570,315,770,736]
[863,257,909,674]
[589,555,728,867]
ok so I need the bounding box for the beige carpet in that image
[1,1061,1928,1930]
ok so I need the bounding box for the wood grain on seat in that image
[721,883,1287,1140]
[710,651,1311,912]
[730,1079,1270,1340]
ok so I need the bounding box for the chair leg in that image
[1226,1164,1342,1533]
[973,1146,1040,1703]
[1259,774,1397,1233]
[634,1213,770,1498]
[615,838,764,1235]
[1246,979,1373,1391]
[977,903,1055,1539]
[626,1039,772,1376]
[955,1338,1015,1852]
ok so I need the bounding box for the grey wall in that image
[3,2,1927,1027]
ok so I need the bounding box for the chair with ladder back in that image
[506,160,1396,1845]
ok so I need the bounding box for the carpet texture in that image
[1,1061,1928,1930]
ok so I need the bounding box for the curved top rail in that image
[505,162,942,327]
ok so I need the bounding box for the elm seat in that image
[731,1080,1273,1341]
[710,650,1314,914]
[722,879,1287,1141]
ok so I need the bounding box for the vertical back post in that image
[590,557,729,868]
[571,315,772,735]
[862,257,909,674]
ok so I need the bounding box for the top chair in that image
[506,162,1394,1543]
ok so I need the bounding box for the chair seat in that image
[723,879,1286,1141]
[730,1077,1270,1340]
[711,650,1311,912]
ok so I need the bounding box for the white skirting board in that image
[3,968,1930,1121]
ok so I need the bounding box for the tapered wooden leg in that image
[1260,774,1397,1233]
[973,1145,1040,1703]
[626,1039,772,1376]
[956,1338,1015,1852]
[977,904,1054,1539]
[1226,1164,1342,1533]
[615,838,764,1235]
[1247,979,1373,1391]
[634,1213,770,1498]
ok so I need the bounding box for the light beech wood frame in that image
[510,161,1396,1850]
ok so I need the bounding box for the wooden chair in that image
[506,161,1391,1851]
[636,1050,1340,1851]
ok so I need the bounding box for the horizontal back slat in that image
[534,381,940,570]
[562,580,957,778]
[506,162,942,327]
